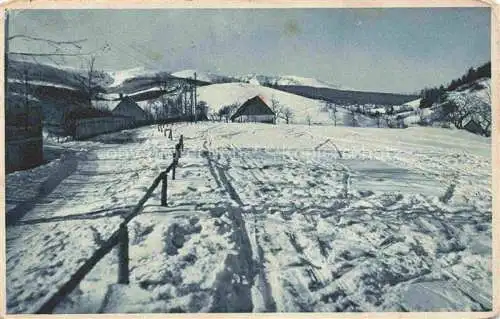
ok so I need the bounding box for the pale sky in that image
[8,8,491,93]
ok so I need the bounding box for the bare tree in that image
[305,113,312,126]
[344,108,358,127]
[79,55,101,108]
[326,102,338,126]
[416,108,426,125]
[282,107,294,124]
[218,103,238,122]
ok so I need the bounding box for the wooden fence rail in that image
[35,134,185,314]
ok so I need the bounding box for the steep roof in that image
[112,96,148,119]
[230,95,275,120]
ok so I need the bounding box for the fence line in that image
[34,133,185,314]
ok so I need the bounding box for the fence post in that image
[172,152,177,180]
[117,223,129,284]
[161,172,168,206]
[175,142,181,159]
[168,129,172,140]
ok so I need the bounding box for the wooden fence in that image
[34,133,185,314]
[75,116,137,140]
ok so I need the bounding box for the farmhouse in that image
[463,119,484,135]
[112,94,149,124]
[230,95,276,124]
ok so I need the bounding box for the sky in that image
[8,8,491,93]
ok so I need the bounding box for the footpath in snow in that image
[5,123,492,313]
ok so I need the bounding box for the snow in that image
[239,74,347,90]
[402,98,421,109]
[198,82,375,126]
[7,78,78,91]
[6,123,492,313]
[107,67,158,87]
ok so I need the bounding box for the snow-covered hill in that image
[171,69,238,84]
[107,67,160,87]
[391,78,491,133]
[197,82,375,126]
[237,74,348,90]
[170,69,349,89]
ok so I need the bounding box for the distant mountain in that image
[237,74,349,90]
[274,85,419,106]
[171,69,239,84]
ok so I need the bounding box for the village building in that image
[463,119,484,135]
[112,94,150,124]
[230,95,276,124]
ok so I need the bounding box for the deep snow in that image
[5,123,492,313]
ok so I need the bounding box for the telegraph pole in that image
[194,72,197,123]
[5,10,9,103]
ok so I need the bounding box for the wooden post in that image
[175,143,181,159]
[172,152,177,180]
[180,135,184,152]
[161,172,168,206]
[168,129,172,140]
[117,223,129,284]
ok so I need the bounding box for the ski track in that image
[6,123,492,313]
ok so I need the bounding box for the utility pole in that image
[194,72,197,123]
[190,75,194,122]
[5,10,9,109]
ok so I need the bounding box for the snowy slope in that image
[198,82,375,126]
[6,123,491,313]
[238,74,348,90]
[394,78,491,131]
[107,67,159,87]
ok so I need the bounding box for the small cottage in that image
[463,119,484,135]
[112,94,149,124]
[230,96,276,124]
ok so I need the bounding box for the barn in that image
[230,95,276,124]
[112,94,149,124]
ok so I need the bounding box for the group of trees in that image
[271,96,294,124]
[419,61,491,109]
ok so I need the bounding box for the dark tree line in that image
[419,61,490,109]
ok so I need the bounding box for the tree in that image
[329,104,338,126]
[218,103,238,122]
[282,107,294,124]
[323,101,338,126]
[270,96,283,123]
[75,55,106,109]
[374,111,382,128]
[196,100,209,120]
[344,108,358,127]
[416,108,426,125]
[385,105,394,115]
[305,113,312,126]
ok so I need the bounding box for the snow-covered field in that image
[198,82,375,126]
[6,123,492,313]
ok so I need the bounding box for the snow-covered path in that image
[6,123,492,313]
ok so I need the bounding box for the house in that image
[111,94,149,124]
[5,94,43,173]
[463,119,484,135]
[230,95,276,123]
